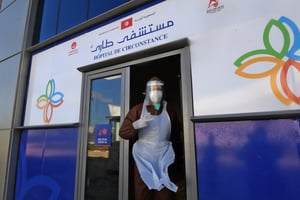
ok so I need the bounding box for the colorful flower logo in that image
[36,79,64,124]
[234,16,300,105]
[208,0,219,8]
[71,41,77,49]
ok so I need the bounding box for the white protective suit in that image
[132,97,178,192]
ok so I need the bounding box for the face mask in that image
[149,90,163,103]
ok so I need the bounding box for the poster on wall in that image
[192,0,300,116]
[94,124,112,146]
[24,47,83,125]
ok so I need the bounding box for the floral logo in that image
[207,0,224,14]
[36,79,64,123]
[234,16,300,105]
[208,0,219,8]
[69,41,78,56]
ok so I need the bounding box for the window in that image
[88,0,129,19]
[34,0,130,43]
[195,119,300,200]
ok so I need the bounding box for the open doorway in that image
[128,54,186,199]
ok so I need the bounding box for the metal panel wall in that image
[1,0,15,10]
[0,0,29,61]
[0,1,31,198]
[0,55,20,128]
[0,130,10,198]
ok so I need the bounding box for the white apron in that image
[132,101,178,192]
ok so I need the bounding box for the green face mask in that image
[153,103,160,110]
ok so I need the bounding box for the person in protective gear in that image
[119,76,182,200]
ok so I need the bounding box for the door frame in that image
[76,68,129,200]
[76,44,197,200]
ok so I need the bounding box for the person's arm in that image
[119,103,143,140]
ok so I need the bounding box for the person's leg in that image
[134,164,153,200]
[154,187,174,200]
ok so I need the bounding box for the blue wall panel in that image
[195,119,300,200]
[15,128,78,200]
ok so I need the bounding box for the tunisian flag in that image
[121,17,133,29]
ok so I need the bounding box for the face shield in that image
[145,80,164,104]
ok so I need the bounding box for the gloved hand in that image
[132,114,154,129]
